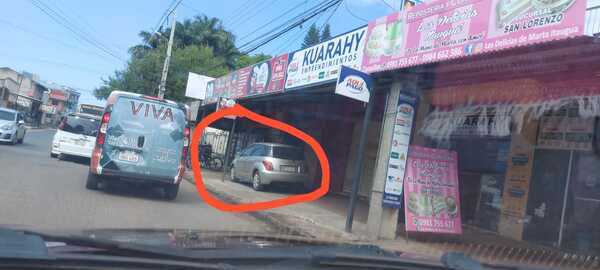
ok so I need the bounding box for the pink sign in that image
[403,146,462,234]
[362,0,586,73]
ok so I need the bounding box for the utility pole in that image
[158,9,176,99]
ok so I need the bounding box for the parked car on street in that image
[87,91,189,200]
[0,107,26,145]
[51,113,101,159]
[230,143,310,191]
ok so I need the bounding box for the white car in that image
[51,113,100,159]
[0,108,26,145]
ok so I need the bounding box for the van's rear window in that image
[271,146,304,160]
[60,116,100,136]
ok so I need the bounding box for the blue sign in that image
[335,65,373,103]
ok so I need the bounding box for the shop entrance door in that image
[523,149,570,247]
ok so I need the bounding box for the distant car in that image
[51,113,100,159]
[87,91,189,200]
[230,143,310,191]
[0,108,26,145]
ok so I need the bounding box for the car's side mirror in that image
[18,120,24,125]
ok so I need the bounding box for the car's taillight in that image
[57,118,66,130]
[262,160,273,171]
[96,112,110,146]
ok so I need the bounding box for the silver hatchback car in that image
[230,143,310,191]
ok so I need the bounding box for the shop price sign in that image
[382,93,417,208]
[403,146,462,234]
[362,0,586,73]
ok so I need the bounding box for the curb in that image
[183,174,313,238]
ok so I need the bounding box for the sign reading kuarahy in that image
[335,65,373,103]
[285,27,367,89]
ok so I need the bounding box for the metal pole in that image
[345,88,376,233]
[157,10,176,99]
[557,150,574,247]
[221,118,237,181]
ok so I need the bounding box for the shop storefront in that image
[194,0,599,256]
[357,0,600,255]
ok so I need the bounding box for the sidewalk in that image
[183,170,370,241]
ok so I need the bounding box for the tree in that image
[320,24,331,42]
[301,24,321,49]
[235,53,271,69]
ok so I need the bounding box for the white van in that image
[51,113,100,159]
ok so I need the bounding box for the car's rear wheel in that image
[86,171,101,190]
[164,183,179,201]
[252,171,264,191]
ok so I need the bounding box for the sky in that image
[0,0,395,106]
[2,0,600,106]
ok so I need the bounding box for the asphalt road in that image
[0,129,267,233]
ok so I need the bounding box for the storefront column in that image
[366,79,402,240]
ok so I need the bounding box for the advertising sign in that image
[204,54,289,104]
[185,72,214,100]
[498,121,538,240]
[537,105,594,151]
[404,146,462,234]
[362,0,586,73]
[285,27,367,90]
[216,97,236,119]
[334,65,373,103]
[49,89,67,101]
[382,93,417,207]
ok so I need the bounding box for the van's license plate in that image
[281,166,297,173]
[118,150,139,162]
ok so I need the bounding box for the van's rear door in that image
[104,95,185,180]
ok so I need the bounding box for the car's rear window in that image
[60,116,100,136]
[0,111,15,121]
[271,146,304,160]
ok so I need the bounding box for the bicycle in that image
[186,144,223,171]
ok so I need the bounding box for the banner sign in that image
[216,97,236,119]
[362,0,586,73]
[335,65,373,103]
[285,27,367,90]
[404,146,462,234]
[382,93,417,207]
[537,105,594,151]
[204,54,289,104]
[185,72,214,100]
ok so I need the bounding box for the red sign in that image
[49,89,67,101]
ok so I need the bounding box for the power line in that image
[343,0,368,22]
[238,0,336,50]
[147,0,182,45]
[239,0,342,54]
[0,18,119,64]
[28,0,126,63]
[237,0,308,43]
[228,0,279,31]
[380,0,395,10]
[222,0,258,27]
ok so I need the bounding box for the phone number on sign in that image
[412,218,455,230]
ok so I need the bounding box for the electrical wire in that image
[239,0,342,54]
[343,0,368,22]
[147,0,183,45]
[237,0,309,43]
[0,18,118,64]
[227,0,279,31]
[222,0,254,26]
[28,0,126,63]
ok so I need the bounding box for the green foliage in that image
[320,24,331,42]
[95,15,268,102]
[235,53,272,69]
[301,24,321,49]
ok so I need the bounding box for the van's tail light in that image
[91,111,110,174]
[262,160,273,171]
[96,112,111,146]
